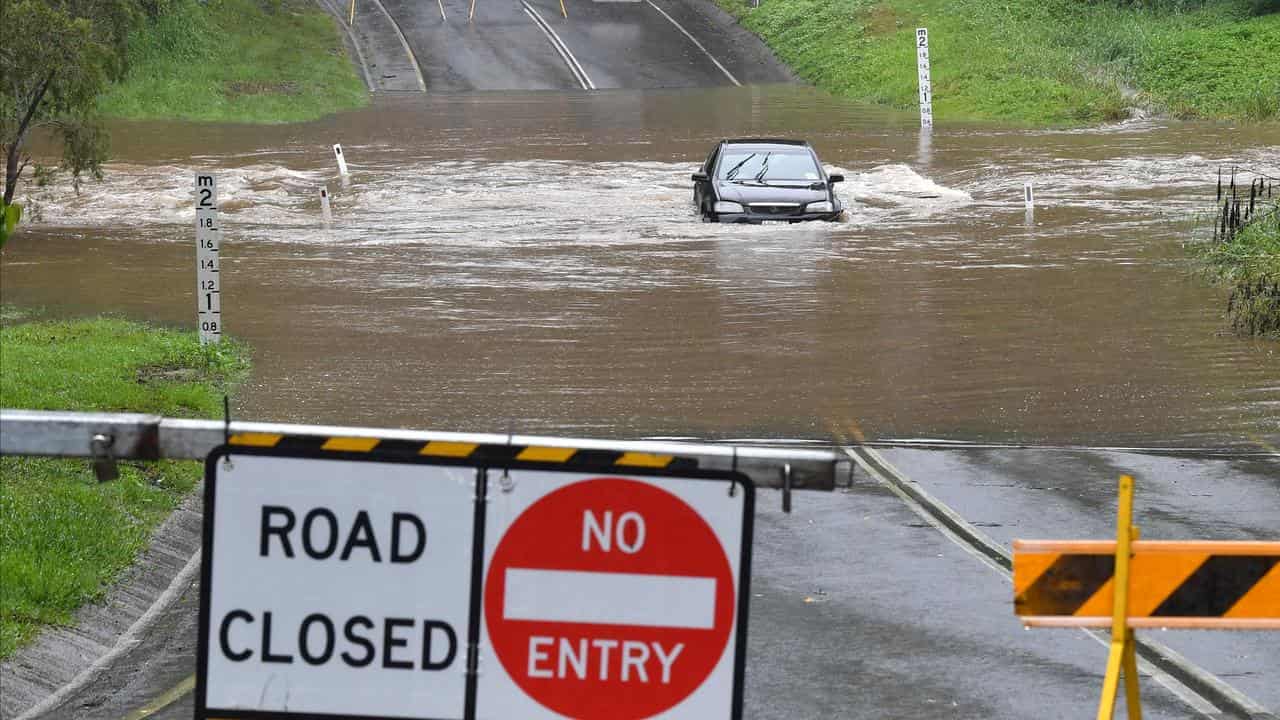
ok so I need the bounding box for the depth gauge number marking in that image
[194,173,221,344]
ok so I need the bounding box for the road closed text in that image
[217,611,457,670]
[213,504,459,672]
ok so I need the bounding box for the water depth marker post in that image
[194,172,222,345]
[916,28,933,129]
[320,186,333,224]
[333,144,349,178]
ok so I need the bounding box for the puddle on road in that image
[4,86,1278,449]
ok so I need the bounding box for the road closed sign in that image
[197,448,478,720]
[478,470,752,720]
[197,444,751,720]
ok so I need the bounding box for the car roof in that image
[722,138,810,147]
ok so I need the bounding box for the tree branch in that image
[5,71,53,205]
[14,72,54,144]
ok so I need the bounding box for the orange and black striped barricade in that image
[1013,475,1280,719]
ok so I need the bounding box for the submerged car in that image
[692,139,845,223]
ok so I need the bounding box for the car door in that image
[694,145,720,210]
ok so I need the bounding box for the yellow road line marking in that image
[321,436,380,452]
[420,441,477,457]
[121,674,194,720]
[844,418,868,444]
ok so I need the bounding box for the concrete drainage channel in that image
[844,444,1277,720]
[1,494,206,720]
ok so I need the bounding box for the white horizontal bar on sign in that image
[504,568,717,629]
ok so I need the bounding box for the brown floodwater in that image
[2,86,1278,449]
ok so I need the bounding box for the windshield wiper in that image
[723,153,757,181]
[753,153,772,183]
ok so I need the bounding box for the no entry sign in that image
[478,470,752,720]
[197,446,751,720]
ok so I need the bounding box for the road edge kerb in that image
[0,491,204,720]
[364,0,428,92]
[315,0,377,91]
[12,552,201,720]
[843,445,1276,720]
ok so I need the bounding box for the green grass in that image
[0,311,249,658]
[1197,202,1280,335]
[97,0,368,123]
[715,0,1279,125]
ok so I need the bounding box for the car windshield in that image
[718,149,820,182]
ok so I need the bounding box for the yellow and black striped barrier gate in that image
[1014,539,1279,629]
[1012,475,1280,719]
[228,431,694,471]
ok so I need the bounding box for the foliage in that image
[714,0,1280,124]
[1138,13,1280,119]
[97,0,369,123]
[0,0,117,209]
[0,315,248,412]
[0,200,21,248]
[1197,203,1280,336]
[0,312,250,657]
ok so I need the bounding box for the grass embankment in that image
[0,309,248,658]
[714,0,1280,124]
[97,0,368,123]
[1198,201,1280,335]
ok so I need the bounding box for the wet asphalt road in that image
[21,450,1275,720]
[877,448,1280,712]
[376,0,790,91]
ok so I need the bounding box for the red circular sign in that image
[485,478,735,719]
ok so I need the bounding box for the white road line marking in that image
[504,569,717,628]
[320,0,376,90]
[366,0,428,92]
[644,0,740,87]
[522,1,595,90]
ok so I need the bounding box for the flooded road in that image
[3,86,1278,448]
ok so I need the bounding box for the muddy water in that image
[3,86,1278,448]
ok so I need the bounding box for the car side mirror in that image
[692,172,709,182]
[828,174,845,184]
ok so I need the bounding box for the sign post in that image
[194,173,221,344]
[333,144,350,177]
[197,443,753,720]
[916,28,933,129]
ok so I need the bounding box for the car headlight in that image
[714,201,744,213]
[807,201,834,213]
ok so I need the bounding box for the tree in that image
[1,0,118,237]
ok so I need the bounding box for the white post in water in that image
[333,144,349,177]
[916,28,933,129]
[194,172,222,345]
[320,185,333,224]
[1024,182,1035,210]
